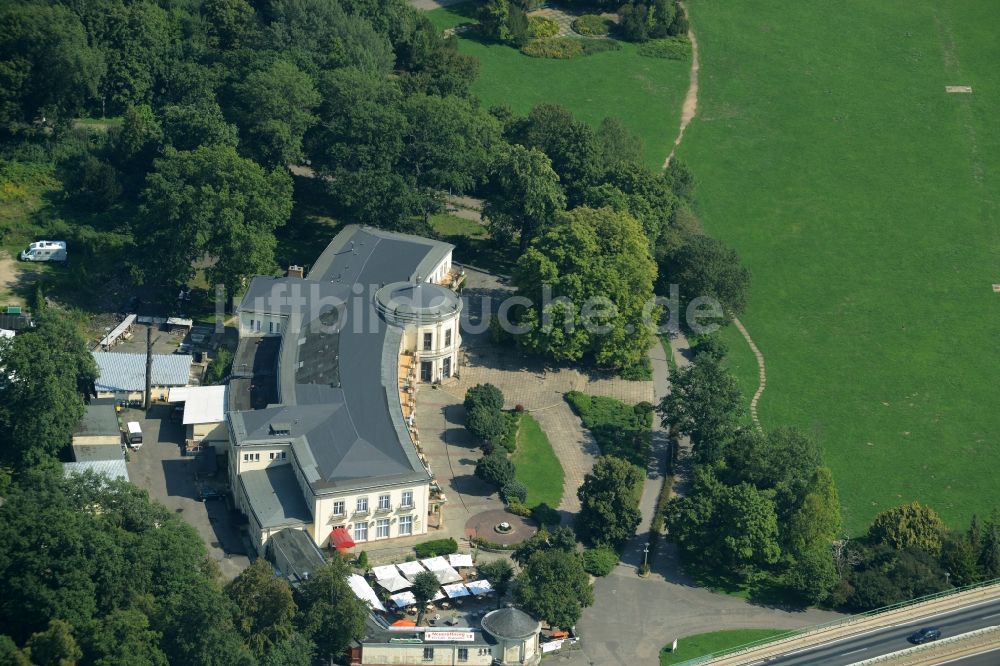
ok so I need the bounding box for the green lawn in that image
[426,2,690,170]
[680,0,1000,533]
[660,629,788,665]
[511,413,564,509]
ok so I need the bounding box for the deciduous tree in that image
[483,144,565,251]
[136,144,293,297]
[226,559,298,659]
[513,207,657,371]
[295,558,366,662]
[658,353,744,464]
[575,456,643,548]
[478,559,515,608]
[869,502,946,556]
[0,313,97,468]
[515,550,593,630]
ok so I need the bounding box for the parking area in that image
[123,403,250,580]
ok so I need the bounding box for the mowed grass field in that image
[660,629,786,665]
[427,2,690,170]
[680,0,1000,533]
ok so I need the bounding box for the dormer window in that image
[269,422,291,436]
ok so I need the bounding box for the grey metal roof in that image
[481,608,541,640]
[74,403,120,438]
[93,352,192,392]
[266,527,326,586]
[229,226,451,494]
[240,465,313,529]
[63,459,129,483]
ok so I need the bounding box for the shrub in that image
[468,405,510,444]
[502,480,528,504]
[464,384,505,413]
[638,37,692,60]
[506,499,533,517]
[565,393,652,467]
[476,451,516,488]
[583,547,619,576]
[531,503,561,527]
[520,38,584,59]
[527,15,559,40]
[573,14,612,36]
[356,550,369,570]
[413,538,458,558]
[495,412,520,453]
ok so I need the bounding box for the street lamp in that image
[944,571,951,587]
[643,543,650,568]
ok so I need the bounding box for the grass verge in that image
[512,413,563,509]
[660,629,787,665]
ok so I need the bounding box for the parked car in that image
[907,627,941,644]
[170,406,184,422]
[198,487,224,501]
[125,421,143,448]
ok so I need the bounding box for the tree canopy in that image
[575,456,644,548]
[136,144,293,296]
[513,206,658,371]
[0,312,97,468]
[515,549,593,630]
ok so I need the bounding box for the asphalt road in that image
[750,599,1000,665]
[937,647,1000,665]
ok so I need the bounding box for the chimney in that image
[286,265,304,279]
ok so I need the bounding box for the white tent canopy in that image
[442,583,471,599]
[390,591,417,607]
[372,564,401,580]
[448,553,474,568]
[397,560,426,577]
[431,566,463,585]
[465,579,494,595]
[375,575,412,593]
[348,574,387,612]
[421,556,451,571]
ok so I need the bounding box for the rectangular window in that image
[423,332,432,351]
[243,453,249,462]
[253,453,260,462]
[443,357,451,378]
[353,522,368,542]
[458,648,468,662]
[422,647,433,661]
[249,319,254,331]
[275,322,281,334]
[356,497,369,513]
[376,518,390,538]
[281,451,286,459]
[401,490,413,508]
[420,361,432,382]
[269,452,275,460]
[332,501,345,516]
[399,515,413,536]
[445,329,452,347]
[378,494,391,511]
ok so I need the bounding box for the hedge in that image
[413,538,458,558]
[583,547,619,576]
[638,36,692,60]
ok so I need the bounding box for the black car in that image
[198,487,224,501]
[907,627,941,644]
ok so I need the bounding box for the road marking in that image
[933,646,1000,665]
[842,647,868,655]
[756,597,1000,659]
[982,613,1000,619]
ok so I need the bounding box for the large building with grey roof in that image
[227,226,463,553]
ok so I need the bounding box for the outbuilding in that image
[92,351,193,402]
[168,385,228,452]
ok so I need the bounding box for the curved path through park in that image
[664,2,768,425]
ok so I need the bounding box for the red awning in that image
[330,527,355,550]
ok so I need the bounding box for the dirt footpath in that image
[0,250,36,306]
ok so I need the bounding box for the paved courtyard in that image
[124,404,250,580]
